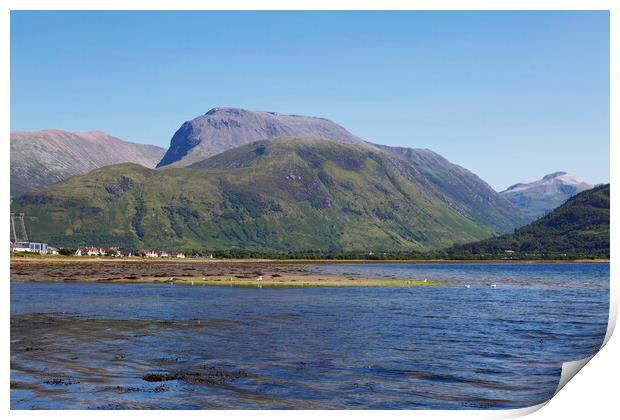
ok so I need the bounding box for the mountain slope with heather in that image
[155,107,526,233]
[500,172,593,221]
[451,184,610,258]
[12,138,512,251]
[376,145,528,233]
[10,129,166,196]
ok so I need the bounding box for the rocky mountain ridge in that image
[156,107,366,167]
[500,171,593,220]
[11,129,166,196]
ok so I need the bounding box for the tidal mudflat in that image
[9,258,444,287]
[10,262,609,409]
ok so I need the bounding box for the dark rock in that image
[156,107,364,168]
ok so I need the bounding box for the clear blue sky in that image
[11,10,609,190]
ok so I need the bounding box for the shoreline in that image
[9,256,610,264]
[10,257,442,287]
[11,276,443,288]
[10,256,607,287]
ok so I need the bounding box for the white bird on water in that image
[465,284,471,289]
[490,284,497,289]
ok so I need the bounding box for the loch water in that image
[11,263,609,409]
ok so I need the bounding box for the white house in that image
[75,247,103,256]
[12,241,48,254]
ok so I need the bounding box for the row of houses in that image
[11,241,213,259]
[74,247,187,258]
[143,250,186,258]
[74,247,124,257]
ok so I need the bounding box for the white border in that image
[2,1,616,419]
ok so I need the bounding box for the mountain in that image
[376,145,528,233]
[500,172,593,221]
[12,138,517,252]
[10,129,166,196]
[155,107,526,234]
[156,107,366,167]
[451,184,610,258]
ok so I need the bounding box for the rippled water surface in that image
[11,263,609,409]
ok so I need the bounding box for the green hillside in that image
[449,184,610,258]
[11,138,513,252]
[377,145,528,232]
